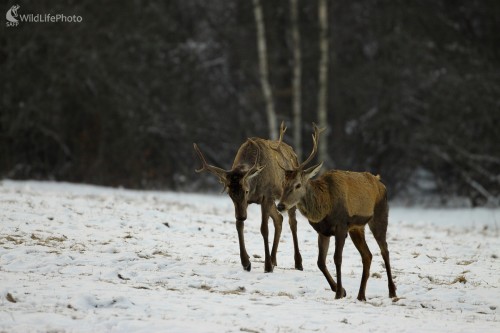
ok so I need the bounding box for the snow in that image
[0,180,499,332]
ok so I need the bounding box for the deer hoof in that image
[264,264,274,273]
[335,289,347,299]
[357,294,366,301]
[295,255,303,271]
[243,262,251,272]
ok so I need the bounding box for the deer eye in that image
[295,184,301,189]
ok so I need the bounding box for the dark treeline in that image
[1,0,499,206]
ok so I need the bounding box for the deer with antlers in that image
[277,125,397,301]
[193,122,303,273]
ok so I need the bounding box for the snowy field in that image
[0,180,499,333]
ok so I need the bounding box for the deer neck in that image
[297,179,332,223]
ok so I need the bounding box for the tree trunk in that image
[290,0,302,160]
[317,0,329,165]
[252,0,277,140]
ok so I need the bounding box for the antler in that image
[244,140,265,181]
[193,143,228,182]
[297,123,325,170]
[277,121,287,146]
[271,121,287,150]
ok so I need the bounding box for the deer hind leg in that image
[260,200,275,273]
[287,207,303,270]
[317,234,346,296]
[236,219,251,271]
[349,228,372,301]
[369,199,397,298]
[268,202,283,268]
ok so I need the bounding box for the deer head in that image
[193,142,265,221]
[277,123,324,212]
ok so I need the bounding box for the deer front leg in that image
[261,202,273,273]
[317,234,345,296]
[268,202,283,268]
[334,232,347,299]
[236,219,251,271]
[287,207,303,270]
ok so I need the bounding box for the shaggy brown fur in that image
[300,171,386,222]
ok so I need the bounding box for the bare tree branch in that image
[290,0,302,160]
[317,0,329,165]
[252,0,277,140]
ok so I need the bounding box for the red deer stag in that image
[193,122,303,273]
[277,125,397,301]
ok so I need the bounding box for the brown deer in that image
[193,122,303,273]
[277,125,397,301]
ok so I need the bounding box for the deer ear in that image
[219,177,230,193]
[304,162,323,180]
[246,165,265,180]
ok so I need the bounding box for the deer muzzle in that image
[277,203,286,212]
[234,202,248,221]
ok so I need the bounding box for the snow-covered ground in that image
[0,180,498,333]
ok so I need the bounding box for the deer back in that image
[323,170,386,218]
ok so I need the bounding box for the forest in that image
[2,0,499,206]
